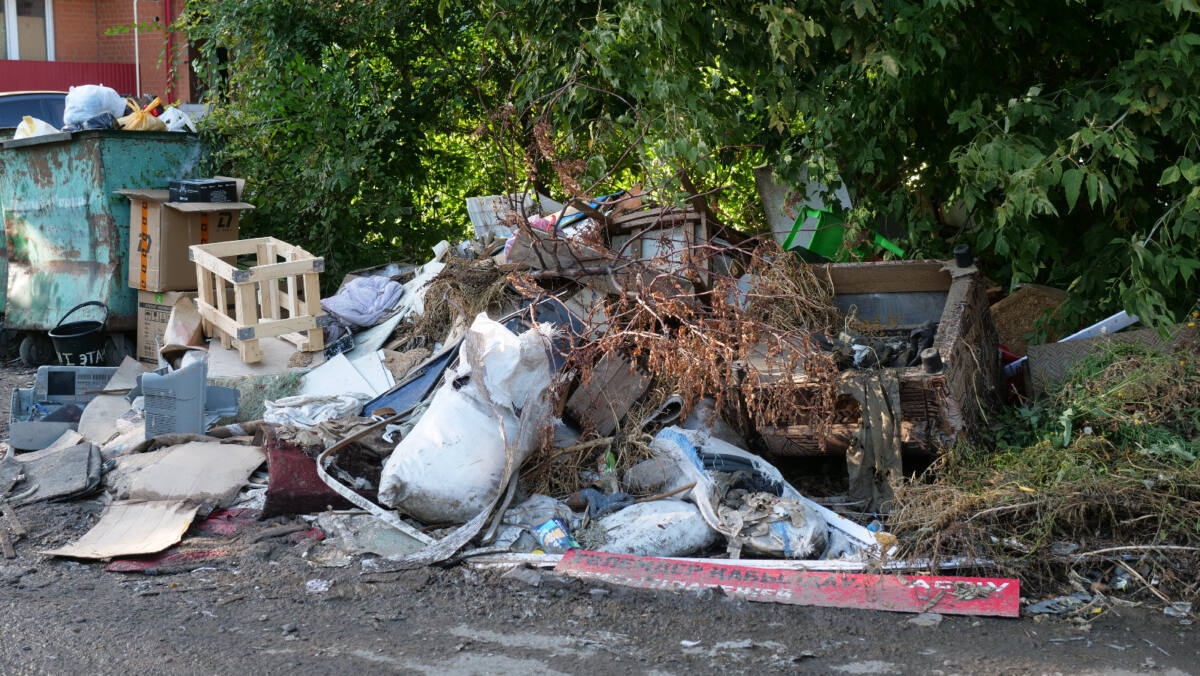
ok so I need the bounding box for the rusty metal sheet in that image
[0,130,202,329]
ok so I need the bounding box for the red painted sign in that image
[556,550,1020,617]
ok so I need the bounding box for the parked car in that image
[0,91,68,130]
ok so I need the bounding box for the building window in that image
[2,0,55,61]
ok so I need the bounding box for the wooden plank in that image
[195,266,216,339]
[566,353,651,436]
[827,260,951,295]
[245,314,322,340]
[191,237,275,258]
[256,242,281,320]
[233,283,263,363]
[557,550,1020,617]
[301,272,325,351]
[286,249,301,319]
[242,258,323,284]
[190,247,240,283]
[196,299,241,339]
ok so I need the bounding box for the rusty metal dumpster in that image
[0,129,203,364]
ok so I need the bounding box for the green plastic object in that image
[783,206,905,261]
[0,130,202,329]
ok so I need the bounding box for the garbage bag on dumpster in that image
[13,116,57,140]
[118,97,168,132]
[377,313,555,523]
[63,85,126,126]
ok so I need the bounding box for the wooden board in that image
[565,353,652,436]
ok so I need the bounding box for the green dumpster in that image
[0,129,203,365]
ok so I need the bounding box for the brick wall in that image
[52,0,192,103]
[52,0,99,61]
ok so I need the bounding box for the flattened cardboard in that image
[77,357,145,446]
[118,188,253,292]
[108,441,266,506]
[43,499,200,559]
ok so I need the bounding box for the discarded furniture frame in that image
[189,237,330,363]
[753,259,1001,458]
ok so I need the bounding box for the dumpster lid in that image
[115,189,254,212]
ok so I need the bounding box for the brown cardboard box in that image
[136,290,198,364]
[118,189,254,292]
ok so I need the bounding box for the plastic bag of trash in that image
[62,111,119,132]
[651,427,845,559]
[378,314,554,523]
[13,116,57,140]
[321,276,404,329]
[117,97,168,132]
[263,393,372,430]
[158,106,196,133]
[63,85,126,126]
[595,500,718,557]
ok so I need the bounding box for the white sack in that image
[597,500,717,557]
[377,313,553,523]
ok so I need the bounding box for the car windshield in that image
[0,93,67,130]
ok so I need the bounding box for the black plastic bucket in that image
[48,301,109,366]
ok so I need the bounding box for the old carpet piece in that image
[840,373,903,512]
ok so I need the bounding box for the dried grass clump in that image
[890,338,1200,599]
[399,255,519,346]
[520,385,671,497]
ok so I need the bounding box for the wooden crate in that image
[752,259,1002,457]
[189,237,330,363]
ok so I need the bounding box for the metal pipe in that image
[164,0,174,102]
[132,0,141,97]
[1003,310,1139,378]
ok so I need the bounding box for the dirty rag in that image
[322,276,404,329]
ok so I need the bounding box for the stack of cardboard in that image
[116,177,253,364]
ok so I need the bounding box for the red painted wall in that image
[0,59,137,94]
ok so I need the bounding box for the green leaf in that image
[1161,166,1182,185]
[1062,169,1084,210]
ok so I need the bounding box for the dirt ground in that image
[0,365,1196,675]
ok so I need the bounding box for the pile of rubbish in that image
[11,84,195,140]
[5,181,1195,618]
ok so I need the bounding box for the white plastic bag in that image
[158,106,196,133]
[378,314,554,523]
[651,427,877,560]
[263,393,372,430]
[596,500,717,556]
[12,116,57,140]
[63,85,126,126]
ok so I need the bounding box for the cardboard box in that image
[169,178,238,203]
[118,189,254,292]
[136,290,199,364]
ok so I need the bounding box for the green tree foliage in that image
[180,0,509,285]
[480,0,1200,327]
